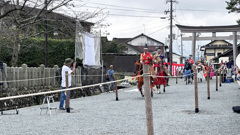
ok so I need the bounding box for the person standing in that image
[176,66,181,77]
[59,58,76,110]
[231,65,236,81]
[107,65,115,93]
[188,55,194,80]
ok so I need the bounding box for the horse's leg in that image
[151,88,153,97]
[163,85,166,93]
[140,88,144,97]
[157,85,160,94]
[163,84,166,92]
[138,82,144,97]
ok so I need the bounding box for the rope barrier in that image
[0,68,220,101]
[0,73,124,83]
[0,76,61,83]
[0,75,141,101]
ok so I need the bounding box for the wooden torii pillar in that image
[176,24,240,65]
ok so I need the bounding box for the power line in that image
[83,6,164,13]
[81,1,165,12]
[147,25,168,35]
[107,14,161,18]
[176,3,188,25]
[176,8,226,12]
[110,21,168,34]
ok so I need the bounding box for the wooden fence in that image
[0,63,82,91]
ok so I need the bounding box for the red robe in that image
[140,52,153,65]
[153,64,166,85]
[188,59,194,64]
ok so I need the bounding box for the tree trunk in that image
[11,28,20,66]
[11,0,20,66]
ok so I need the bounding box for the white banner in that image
[83,32,95,66]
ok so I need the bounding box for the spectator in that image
[226,60,232,69]
[231,65,236,80]
[107,65,115,92]
[59,58,76,110]
[176,66,181,76]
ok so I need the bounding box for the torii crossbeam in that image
[176,24,240,66]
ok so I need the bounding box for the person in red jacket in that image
[140,44,153,65]
[188,55,195,64]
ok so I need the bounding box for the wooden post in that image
[207,71,210,99]
[194,70,199,113]
[219,70,222,87]
[176,71,178,84]
[143,65,154,135]
[115,74,118,101]
[65,71,70,113]
[216,71,218,91]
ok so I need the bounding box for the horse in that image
[184,61,193,85]
[134,60,154,97]
[153,63,166,94]
[134,60,144,97]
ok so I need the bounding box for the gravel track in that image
[0,77,239,135]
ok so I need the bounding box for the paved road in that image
[0,77,239,135]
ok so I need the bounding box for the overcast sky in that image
[65,0,239,56]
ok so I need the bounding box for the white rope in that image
[0,76,61,83]
[0,73,125,83]
[0,70,210,101]
[0,75,142,101]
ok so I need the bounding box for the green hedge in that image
[0,38,75,67]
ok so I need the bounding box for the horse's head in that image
[134,60,142,74]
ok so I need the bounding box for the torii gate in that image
[176,24,240,66]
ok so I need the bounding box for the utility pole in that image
[169,0,173,75]
[0,2,3,54]
[45,0,48,67]
[180,34,183,64]
[165,0,176,75]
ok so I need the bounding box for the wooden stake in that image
[143,64,154,135]
[176,71,178,84]
[216,71,218,91]
[115,74,118,101]
[194,70,199,113]
[65,71,70,113]
[219,70,222,87]
[207,71,210,99]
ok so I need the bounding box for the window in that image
[205,53,215,56]
[217,53,222,56]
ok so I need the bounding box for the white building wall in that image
[127,36,147,46]
[173,54,181,64]
[127,36,163,46]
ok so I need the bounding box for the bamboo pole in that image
[194,70,199,113]
[216,71,218,91]
[65,71,70,113]
[143,64,154,135]
[207,71,210,99]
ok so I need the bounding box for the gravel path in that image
[0,77,239,135]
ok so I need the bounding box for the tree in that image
[102,40,126,54]
[226,0,240,24]
[0,0,74,66]
[0,0,107,66]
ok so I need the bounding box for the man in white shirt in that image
[59,58,76,110]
